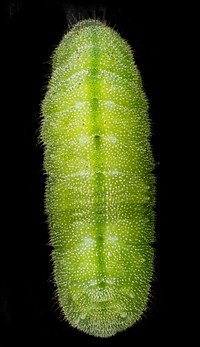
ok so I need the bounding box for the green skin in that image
[41,20,155,338]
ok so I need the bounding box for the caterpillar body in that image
[41,19,155,338]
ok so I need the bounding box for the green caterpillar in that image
[41,19,155,338]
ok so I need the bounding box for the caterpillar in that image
[41,19,155,338]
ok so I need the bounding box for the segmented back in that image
[41,19,155,338]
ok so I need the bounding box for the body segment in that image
[41,20,155,337]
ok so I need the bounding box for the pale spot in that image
[82,236,93,246]
[108,235,118,243]
[72,169,89,177]
[89,279,98,286]
[105,135,117,143]
[120,312,127,318]
[80,313,87,320]
[74,101,87,109]
[104,100,116,107]
[140,257,146,263]
[128,292,135,299]
[107,169,119,176]
[78,135,89,144]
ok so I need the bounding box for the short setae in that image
[41,19,155,338]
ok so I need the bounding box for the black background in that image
[1,0,189,346]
